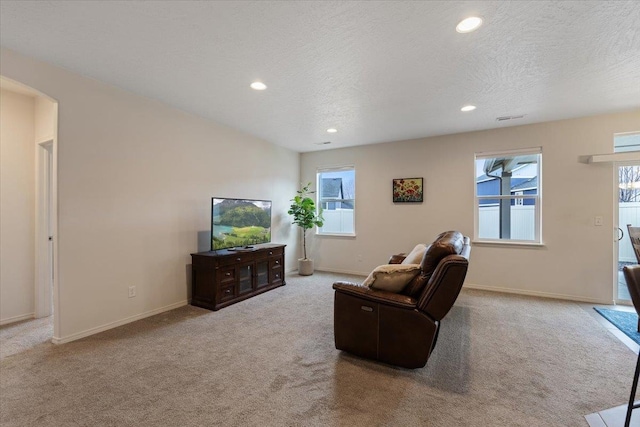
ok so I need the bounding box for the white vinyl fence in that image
[477,203,640,260]
[619,202,640,262]
[320,204,640,259]
[478,205,535,240]
[320,209,354,234]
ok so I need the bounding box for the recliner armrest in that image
[333,281,417,309]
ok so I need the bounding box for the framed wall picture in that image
[393,177,424,203]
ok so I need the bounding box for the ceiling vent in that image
[496,115,526,122]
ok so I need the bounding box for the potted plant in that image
[288,182,324,275]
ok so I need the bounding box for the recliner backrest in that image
[402,231,465,298]
[417,236,470,320]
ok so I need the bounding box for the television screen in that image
[211,198,272,250]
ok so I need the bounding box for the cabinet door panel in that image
[256,260,269,288]
[238,264,253,294]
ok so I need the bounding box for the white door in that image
[616,162,640,304]
[614,132,640,304]
[35,141,54,317]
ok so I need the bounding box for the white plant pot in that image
[298,258,314,276]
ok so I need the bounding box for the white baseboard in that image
[285,267,368,277]
[314,267,368,277]
[0,312,34,326]
[463,282,612,305]
[300,271,611,304]
[51,300,188,344]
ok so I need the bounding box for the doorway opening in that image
[615,132,640,304]
[0,76,59,349]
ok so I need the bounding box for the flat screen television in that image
[211,197,272,250]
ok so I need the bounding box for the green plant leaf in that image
[288,182,323,259]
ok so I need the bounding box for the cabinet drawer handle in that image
[275,260,280,265]
[236,257,241,261]
[361,306,373,312]
[224,288,231,294]
[269,251,273,255]
[225,272,231,276]
[275,273,280,278]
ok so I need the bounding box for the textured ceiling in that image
[1,1,639,152]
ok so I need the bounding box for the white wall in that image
[34,95,55,143]
[0,88,36,323]
[301,110,640,303]
[0,48,300,342]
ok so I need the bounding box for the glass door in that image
[256,260,269,288]
[238,264,253,294]
[616,162,640,303]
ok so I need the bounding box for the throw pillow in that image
[401,243,427,265]
[363,264,421,293]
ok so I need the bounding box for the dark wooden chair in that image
[627,224,640,265]
[627,224,640,332]
[622,265,640,427]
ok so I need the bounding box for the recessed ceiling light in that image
[461,105,476,112]
[456,16,483,33]
[250,81,267,90]
[327,128,337,133]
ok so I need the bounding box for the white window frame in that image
[514,191,524,206]
[316,165,356,237]
[474,147,543,246]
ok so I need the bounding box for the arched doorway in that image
[0,76,59,351]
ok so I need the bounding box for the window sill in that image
[472,239,545,248]
[316,233,356,238]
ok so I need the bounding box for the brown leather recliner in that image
[332,231,471,369]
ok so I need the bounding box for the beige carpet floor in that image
[0,272,635,426]
[0,315,52,360]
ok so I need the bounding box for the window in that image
[316,166,355,235]
[475,148,542,243]
[614,132,640,153]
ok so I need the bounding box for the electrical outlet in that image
[128,286,136,298]
[595,216,604,226]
